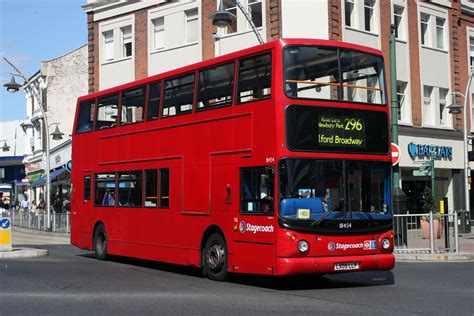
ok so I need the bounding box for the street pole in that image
[390,25,399,188]
[3,57,52,230]
[462,71,473,222]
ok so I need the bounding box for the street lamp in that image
[447,67,474,222]
[3,57,62,230]
[0,140,11,152]
[209,0,264,45]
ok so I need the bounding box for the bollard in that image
[66,212,70,234]
[454,211,459,252]
[52,212,56,233]
[429,211,434,254]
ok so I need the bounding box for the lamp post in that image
[3,57,63,230]
[447,67,474,224]
[209,0,264,45]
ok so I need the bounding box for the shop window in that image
[76,100,95,133]
[240,166,274,214]
[159,168,170,208]
[95,173,116,206]
[118,171,142,207]
[95,94,119,130]
[146,81,161,121]
[197,62,235,110]
[237,52,271,103]
[121,86,146,125]
[145,169,158,207]
[162,73,195,117]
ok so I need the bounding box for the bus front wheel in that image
[93,224,108,260]
[203,233,229,281]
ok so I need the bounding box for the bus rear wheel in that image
[93,224,108,260]
[203,233,229,281]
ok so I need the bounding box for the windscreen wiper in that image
[362,211,378,227]
[311,202,343,228]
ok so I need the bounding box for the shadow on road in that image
[78,252,394,290]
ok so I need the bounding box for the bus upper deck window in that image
[121,86,146,125]
[95,94,119,130]
[76,100,95,133]
[237,52,272,104]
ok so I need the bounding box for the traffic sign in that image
[391,143,401,166]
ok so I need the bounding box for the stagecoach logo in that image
[239,221,274,234]
[327,241,377,251]
[328,242,336,251]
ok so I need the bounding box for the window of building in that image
[153,17,165,51]
[103,30,114,61]
[393,5,405,40]
[345,0,355,28]
[146,81,161,121]
[185,9,199,43]
[76,100,95,133]
[435,17,445,50]
[396,81,407,122]
[197,62,235,110]
[420,13,430,46]
[469,36,474,67]
[240,166,274,214]
[248,0,263,28]
[95,173,116,206]
[364,0,376,32]
[95,94,119,130]
[145,169,158,207]
[223,0,237,34]
[159,168,170,208]
[237,52,272,103]
[122,25,132,58]
[118,171,142,207]
[84,176,91,200]
[423,85,433,125]
[121,86,146,125]
[439,88,449,126]
[162,73,195,117]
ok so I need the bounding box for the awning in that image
[29,167,68,188]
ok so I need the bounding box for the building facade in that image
[22,45,88,207]
[0,120,27,205]
[83,0,474,222]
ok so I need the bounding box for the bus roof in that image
[78,38,383,102]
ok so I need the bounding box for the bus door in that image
[72,173,92,248]
[232,166,275,275]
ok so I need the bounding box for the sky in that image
[0,0,87,122]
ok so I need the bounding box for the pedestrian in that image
[21,197,29,213]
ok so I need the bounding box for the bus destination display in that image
[286,105,388,154]
[317,116,365,148]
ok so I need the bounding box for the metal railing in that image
[393,212,459,254]
[10,209,70,234]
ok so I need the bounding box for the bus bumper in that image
[274,253,395,275]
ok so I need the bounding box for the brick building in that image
[82,0,473,221]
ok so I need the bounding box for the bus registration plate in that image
[334,262,359,271]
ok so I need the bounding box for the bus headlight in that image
[382,238,390,250]
[297,240,309,253]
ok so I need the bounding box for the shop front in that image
[398,128,465,215]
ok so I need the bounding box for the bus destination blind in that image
[317,115,365,148]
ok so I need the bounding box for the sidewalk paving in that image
[0,227,70,259]
[394,230,474,262]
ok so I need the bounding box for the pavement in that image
[0,226,70,259]
[2,226,474,262]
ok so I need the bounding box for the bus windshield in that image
[279,159,391,224]
[284,45,385,104]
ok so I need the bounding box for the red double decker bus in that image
[71,38,394,280]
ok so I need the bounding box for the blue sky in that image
[0,0,87,121]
